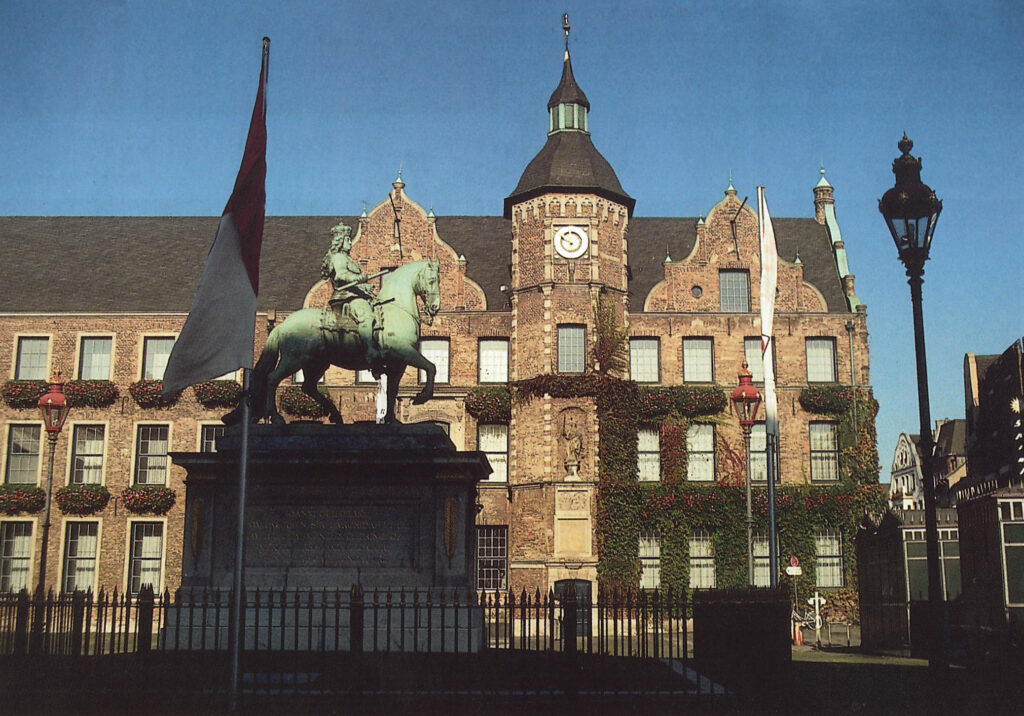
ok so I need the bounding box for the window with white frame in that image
[128,522,164,594]
[78,337,112,380]
[809,422,839,482]
[476,525,507,590]
[200,425,225,453]
[15,337,48,380]
[1002,520,1024,605]
[141,337,174,381]
[5,424,40,484]
[815,530,843,588]
[639,530,661,590]
[478,424,508,482]
[753,533,771,587]
[683,338,714,382]
[689,529,716,589]
[629,338,660,383]
[750,423,768,482]
[134,425,169,485]
[355,369,376,383]
[686,424,715,481]
[0,521,32,592]
[805,338,837,383]
[557,325,586,374]
[70,425,105,484]
[62,521,98,593]
[719,271,750,312]
[478,339,509,383]
[744,337,767,383]
[637,427,660,482]
[419,338,450,384]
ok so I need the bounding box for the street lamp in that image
[731,362,762,586]
[35,373,69,596]
[879,134,944,672]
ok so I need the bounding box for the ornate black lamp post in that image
[879,134,945,671]
[31,372,70,650]
[732,363,762,586]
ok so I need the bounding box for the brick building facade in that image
[0,32,872,600]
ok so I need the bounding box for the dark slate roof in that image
[504,132,635,217]
[625,217,848,313]
[935,419,967,456]
[547,57,589,109]
[0,214,845,314]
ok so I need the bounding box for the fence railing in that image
[0,585,688,664]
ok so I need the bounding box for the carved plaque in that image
[246,504,417,569]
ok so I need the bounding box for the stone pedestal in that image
[167,422,489,652]
[171,422,489,592]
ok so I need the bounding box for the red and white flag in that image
[163,39,269,396]
[758,186,779,440]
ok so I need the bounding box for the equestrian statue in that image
[224,222,442,425]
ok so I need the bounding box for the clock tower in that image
[502,15,634,593]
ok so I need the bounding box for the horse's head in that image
[417,260,441,325]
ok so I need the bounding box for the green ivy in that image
[465,386,511,422]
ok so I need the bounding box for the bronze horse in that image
[225,259,441,425]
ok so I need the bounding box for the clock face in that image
[554,225,589,259]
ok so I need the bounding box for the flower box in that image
[2,380,48,409]
[54,483,111,515]
[193,380,242,409]
[465,387,511,422]
[0,485,46,515]
[129,380,179,409]
[279,385,332,418]
[121,485,176,515]
[65,380,119,408]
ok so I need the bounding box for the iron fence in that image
[0,585,687,661]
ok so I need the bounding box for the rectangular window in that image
[629,338,660,383]
[0,522,32,592]
[719,271,750,312]
[815,531,843,588]
[637,427,661,482]
[557,325,586,374]
[809,422,839,482]
[134,425,169,485]
[128,522,163,594]
[62,521,98,593]
[682,338,714,383]
[5,425,40,485]
[70,425,105,484]
[478,424,508,482]
[744,337,767,383]
[1002,522,1024,605]
[478,339,509,383]
[806,338,837,383]
[686,424,715,482]
[356,369,376,383]
[750,423,768,482]
[753,533,771,587]
[689,530,716,589]
[639,530,661,590]
[418,338,450,384]
[15,337,49,380]
[78,337,112,380]
[141,337,175,381]
[200,425,225,453]
[476,525,507,591]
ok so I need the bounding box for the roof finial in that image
[725,170,736,195]
[562,13,571,61]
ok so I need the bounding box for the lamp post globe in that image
[879,135,946,673]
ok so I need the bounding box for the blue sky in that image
[3,1,1022,479]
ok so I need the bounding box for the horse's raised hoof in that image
[221,408,240,426]
[411,392,430,405]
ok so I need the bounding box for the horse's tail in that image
[222,329,281,425]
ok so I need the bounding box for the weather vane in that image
[562,13,570,56]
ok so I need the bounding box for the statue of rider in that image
[321,222,384,375]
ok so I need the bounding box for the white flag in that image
[758,186,779,440]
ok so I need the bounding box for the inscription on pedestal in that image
[246,504,417,569]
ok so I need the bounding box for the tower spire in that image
[562,12,570,61]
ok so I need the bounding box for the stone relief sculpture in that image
[224,221,442,425]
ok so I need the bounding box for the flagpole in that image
[758,186,780,588]
[229,367,251,711]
